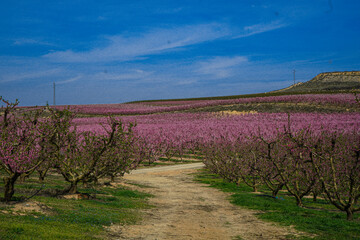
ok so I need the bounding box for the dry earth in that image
[109,163,308,240]
[1,201,52,216]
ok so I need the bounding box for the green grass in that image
[180,154,204,160]
[158,157,200,163]
[140,161,174,167]
[139,155,201,168]
[188,102,359,113]
[194,169,360,240]
[232,236,244,240]
[127,90,356,104]
[125,182,154,189]
[0,173,152,239]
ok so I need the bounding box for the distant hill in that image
[273,71,360,93]
[128,71,360,104]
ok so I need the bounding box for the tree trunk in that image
[38,169,49,182]
[346,208,353,221]
[295,195,303,207]
[272,184,284,197]
[3,173,20,202]
[272,189,280,197]
[67,182,78,194]
[38,172,46,182]
[312,192,317,202]
[93,177,99,186]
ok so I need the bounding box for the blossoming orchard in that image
[1,94,360,220]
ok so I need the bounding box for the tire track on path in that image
[110,163,306,240]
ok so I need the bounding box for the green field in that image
[0,171,152,239]
[195,169,360,240]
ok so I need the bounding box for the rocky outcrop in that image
[274,71,360,92]
[310,71,360,83]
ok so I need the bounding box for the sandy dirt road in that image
[109,163,305,240]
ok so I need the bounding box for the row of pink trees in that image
[303,130,360,220]
[2,96,359,219]
[0,97,47,202]
[47,109,142,194]
[48,93,358,115]
[201,117,360,220]
[0,98,141,201]
[70,111,360,220]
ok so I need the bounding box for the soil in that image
[109,163,309,240]
[1,201,53,216]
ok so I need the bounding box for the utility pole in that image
[293,69,296,85]
[53,82,56,106]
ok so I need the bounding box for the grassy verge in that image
[138,154,202,168]
[0,172,152,239]
[194,169,360,240]
[127,91,353,104]
[188,102,359,113]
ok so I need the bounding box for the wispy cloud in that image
[92,69,153,81]
[41,20,287,64]
[234,20,288,38]
[43,23,229,63]
[57,75,83,85]
[0,68,61,83]
[195,56,248,79]
[76,15,108,22]
[13,38,54,46]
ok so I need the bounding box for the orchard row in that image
[1,96,360,220]
[71,111,360,221]
[202,123,360,220]
[18,93,359,115]
[1,98,143,202]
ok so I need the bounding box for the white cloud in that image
[43,23,229,63]
[195,56,248,79]
[0,68,61,83]
[57,75,83,85]
[13,38,54,46]
[93,69,153,81]
[175,79,198,85]
[234,20,288,38]
[40,20,287,64]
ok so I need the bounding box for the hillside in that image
[273,71,360,93]
[128,71,360,104]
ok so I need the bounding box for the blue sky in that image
[1,0,359,106]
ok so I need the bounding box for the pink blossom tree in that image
[307,131,360,220]
[47,110,137,194]
[0,97,48,202]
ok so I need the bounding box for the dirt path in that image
[110,163,305,240]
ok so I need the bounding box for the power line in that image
[293,69,296,85]
[53,82,56,106]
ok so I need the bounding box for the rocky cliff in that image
[274,71,360,92]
